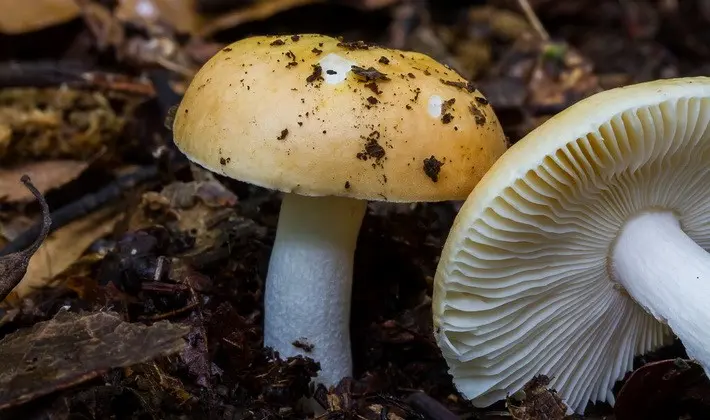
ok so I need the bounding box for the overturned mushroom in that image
[173,34,507,387]
[432,76,710,413]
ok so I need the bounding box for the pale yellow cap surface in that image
[173,34,507,202]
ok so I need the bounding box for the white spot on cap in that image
[428,95,443,118]
[319,53,356,85]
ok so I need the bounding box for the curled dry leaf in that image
[0,160,88,203]
[0,310,190,410]
[6,206,121,303]
[0,176,51,302]
[0,0,80,35]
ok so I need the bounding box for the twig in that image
[517,0,550,42]
[0,166,160,256]
[405,392,459,420]
[0,61,155,96]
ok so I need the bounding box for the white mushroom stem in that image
[612,211,710,374]
[263,192,367,386]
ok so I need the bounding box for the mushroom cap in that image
[432,77,710,412]
[173,34,507,202]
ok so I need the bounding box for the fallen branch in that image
[0,60,155,96]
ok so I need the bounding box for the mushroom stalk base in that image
[263,193,367,387]
[612,211,710,374]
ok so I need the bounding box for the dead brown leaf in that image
[115,0,204,35]
[0,160,88,203]
[129,179,238,256]
[0,0,81,35]
[0,176,51,303]
[5,206,122,303]
[467,6,532,41]
[0,310,190,410]
[197,0,323,38]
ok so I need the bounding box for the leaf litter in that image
[0,310,189,410]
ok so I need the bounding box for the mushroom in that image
[173,34,508,387]
[432,76,710,413]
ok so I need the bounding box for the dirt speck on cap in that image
[364,82,382,95]
[307,64,323,84]
[356,131,386,165]
[351,66,390,82]
[423,156,444,182]
[441,113,453,124]
[378,56,390,64]
[312,47,323,55]
[292,338,313,352]
[367,96,378,105]
[441,98,455,114]
[469,102,486,125]
[337,40,371,50]
[475,96,489,105]
[277,129,289,140]
[270,39,285,46]
[291,35,301,42]
[440,79,477,93]
[344,181,351,189]
[222,47,232,52]
[411,87,421,103]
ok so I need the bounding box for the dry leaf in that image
[7,206,122,302]
[0,160,88,203]
[0,176,51,302]
[0,310,189,410]
[0,0,81,35]
[115,0,204,35]
[467,6,532,41]
[197,0,323,38]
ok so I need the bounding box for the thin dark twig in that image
[0,60,155,96]
[405,392,459,420]
[0,165,159,256]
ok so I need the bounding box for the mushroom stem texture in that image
[263,192,367,386]
[612,211,710,374]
